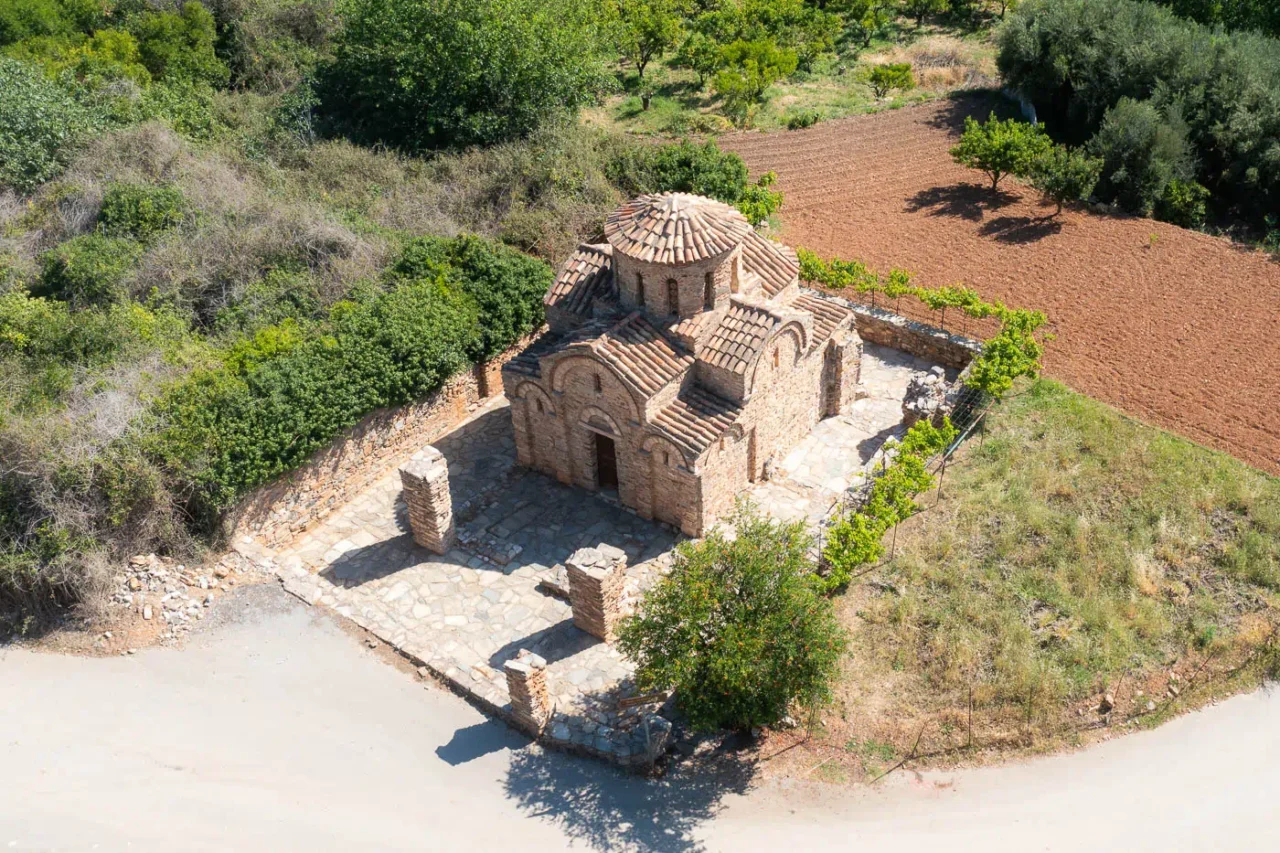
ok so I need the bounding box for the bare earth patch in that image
[724,95,1280,476]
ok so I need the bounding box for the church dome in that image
[604,193,752,266]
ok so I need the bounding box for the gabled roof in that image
[545,243,615,317]
[605,193,752,265]
[701,301,781,375]
[740,231,800,297]
[651,387,741,459]
[591,313,693,397]
[790,291,855,346]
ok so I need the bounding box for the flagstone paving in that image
[249,343,949,766]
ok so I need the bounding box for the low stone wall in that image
[228,336,536,549]
[812,294,982,370]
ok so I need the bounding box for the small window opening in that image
[536,399,544,414]
[636,273,645,307]
[593,373,603,394]
[666,279,679,315]
[704,272,715,308]
[772,348,780,368]
[662,451,670,466]
[719,438,726,452]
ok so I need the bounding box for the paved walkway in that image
[254,342,950,762]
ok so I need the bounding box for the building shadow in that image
[435,719,527,766]
[905,183,1019,222]
[320,532,483,586]
[504,736,758,852]
[487,619,599,669]
[977,214,1064,244]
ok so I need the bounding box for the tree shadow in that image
[976,215,1064,244]
[921,90,1015,135]
[905,183,1019,222]
[857,423,905,465]
[504,736,758,852]
[487,619,599,669]
[435,719,527,766]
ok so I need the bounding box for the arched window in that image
[666,279,679,315]
[662,451,670,467]
[593,373,603,394]
[704,272,715,308]
[773,348,780,368]
[636,273,645,307]
[536,399,544,414]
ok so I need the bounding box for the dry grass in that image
[870,36,998,93]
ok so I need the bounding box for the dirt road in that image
[724,97,1280,475]
[3,586,1278,851]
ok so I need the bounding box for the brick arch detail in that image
[547,354,643,424]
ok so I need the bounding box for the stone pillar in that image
[566,545,627,642]
[826,328,863,416]
[503,650,551,734]
[399,447,456,555]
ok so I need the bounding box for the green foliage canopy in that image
[950,112,1052,191]
[617,503,847,731]
[322,0,612,150]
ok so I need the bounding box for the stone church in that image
[502,193,862,536]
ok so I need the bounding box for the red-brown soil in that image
[725,96,1280,476]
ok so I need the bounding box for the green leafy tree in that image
[612,0,687,86]
[901,0,949,27]
[1029,145,1102,215]
[673,29,724,88]
[950,112,1052,191]
[129,2,229,86]
[867,62,914,98]
[736,170,783,225]
[1155,178,1210,229]
[713,38,798,126]
[3,29,152,85]
[617,503,847,732]
[839,0,893,47]
[1088,98,1194,216]
[322,0,612,150]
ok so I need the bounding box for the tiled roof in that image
[791,291,854,346]
[605,193,752,265]
[701,301,780,375]
[652,387,741,459]
[545,243,615,316]
[591,313,693,397]
[740,231,799,297]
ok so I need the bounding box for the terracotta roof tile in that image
[591,313,693,396]
[545,243,615,317]
[740,231,799,297]
[605,193,752,265]
[651,387,741,459]
[791,291,854,346]
[702,301,780,375]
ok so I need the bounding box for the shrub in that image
[0,56,102,191]
[98,182,187,242]
[617,503,847,732]
[902,0,950,27]
[950,112,1052,191]
[35,234,142,308]
[736,171,783,226]
[213,267,323,334]
[867,62,915,98]
[1087,98,1193,216]
[609,138,749,202]
[0,0,94,47]
[387,234,552,360]
[1029,144,1102,214]
[785,108,822,130]
[129,2,229,87]
[1155,178,1210,229]
[3,29,152,86]
[321,0,612,150]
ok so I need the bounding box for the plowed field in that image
[724,96,1280,475]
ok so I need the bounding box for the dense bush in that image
[607,138,782,225]
[0,57,102,190]
[97,182,187,242]
[387,234,552,360]
[321,0,612,150]
[1000,0,1280,230]
[35,235,142,309]
[617,503,847,731]
[1088,98,1194,216]
[1155,0,1280,37]
[129,2,228,87]
[867,62,915,98]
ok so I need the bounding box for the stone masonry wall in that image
[229,337,536,549]
[847,303,981,369]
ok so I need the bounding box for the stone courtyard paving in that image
[248,342,951,765]
[748,343,958,525]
